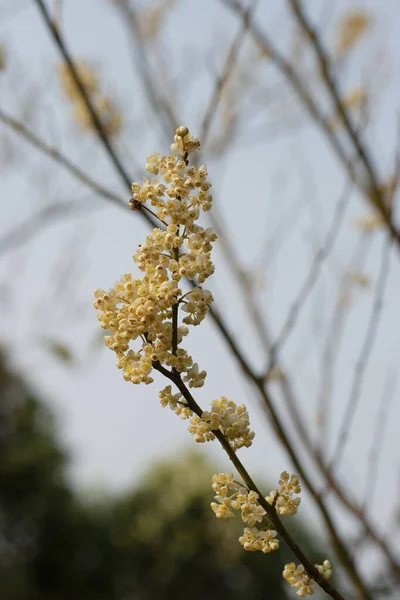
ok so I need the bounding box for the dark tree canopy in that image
[0,352,326,599]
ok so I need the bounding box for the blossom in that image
[239,527,279,553]
[182,362,207,388]
[158,385,193,419]
[282,560,331,597]
[210,473,248,514]
[316,560,332,580]
[266,471,301,516]
[94,126,216,388]
[171,125,201,155]
[188,397,255,450]
[211,473,272,532]
[188,414,215,443]
[235,490,266,527]
[283,562,315,597]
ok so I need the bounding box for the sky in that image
[1,0,400,580]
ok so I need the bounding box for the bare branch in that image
[316,233,374,455]
[364,370,397,512]
[221,0,400,251]
[330,236,392,472]
[200,0,258,146]
[0,108,127,211]
[0,199,95,258]
[111,0,178,141]
[34,0,134,191]
[264,178,353,377]
[287,0,400,250]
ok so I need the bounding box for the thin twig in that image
[350,371,397,561]
[264,178,353,377]
[330,236,392,472]
[316,233,373,455]
[200,0,258,146]
[364,370,397,513]
[0,199,95,257]
[221,0,400,252]
[34,0,134,191]
[219,0,354,182]
[0,108,128,211]
[287,0,400,250]
[112,0,178,141]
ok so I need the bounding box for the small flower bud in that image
[176,125,189,137]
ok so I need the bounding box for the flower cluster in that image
[283,560,332,597]
[211,474,264,524]
[58,59,122,137]
[316,560,333,580]
[94,127,336,599]
[158,385,192,419]
[266,471,301,516]
[210,473,279,554]
[188,397,255,450]
[283,563,314,597]
[94,126,215,387]
[239,527,279,554]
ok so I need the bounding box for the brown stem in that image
[208,308,370,598]
[153,363,347,600]
[171,249,179,357]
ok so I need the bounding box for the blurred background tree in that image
[0,351,328,599]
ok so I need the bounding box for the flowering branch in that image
[93,125,350,599]
[154,362,343,599]
[32,0,399,588]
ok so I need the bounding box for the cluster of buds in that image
[283,560,332,597]
[266,471,301,516]
[188,397,255,450]
[210,473,279,554]
[94,126,215,388]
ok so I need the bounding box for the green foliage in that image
[0,352,326,599]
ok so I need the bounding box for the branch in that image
[363,370,397,513]
[287,0,400,250]
[153,363,347,600]
[207,302,370,596]
[111,0,178,142]
[0,108,128,212]
[316,233,374,455]
[264,178,353,376]
[221,0,400,252]
[330,236,392,472]
[0,199,94,257]
[200,0,258,146]
[34,0,133,191]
